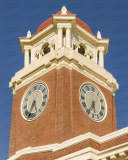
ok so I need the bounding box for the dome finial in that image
[61,6,67,15]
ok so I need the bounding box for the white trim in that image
[55,147,99,160]
[9,47,118,94]
[8,127,128,160]
[53,127,128,152]
[99,142,128,159]
[8,143,58,160]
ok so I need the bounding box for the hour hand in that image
[30,100,36,112]
[35,102,37,111]
[93,101,96,113]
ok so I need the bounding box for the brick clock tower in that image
[8,6,128,160]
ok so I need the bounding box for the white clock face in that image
[21,82,49,121]
[79,83,107,122]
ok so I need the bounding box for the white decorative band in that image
[8,127,128,160]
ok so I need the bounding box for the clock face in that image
[21,82,49,121]
[79,83,107,122]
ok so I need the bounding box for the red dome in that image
[36,10,92,34]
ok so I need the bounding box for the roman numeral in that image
[38,85,41,90]
[25,110,29,117]
[99,111,103,116]
[24,105,27,109]
[97,114,99,119]
[25,99,28,101]
[97,92,99,96]
[28,113,31,118]
[92,113,94,118]
[34,86,36,90]
[28,91,31,95]
[81,95,85,100]
[82,102,86,108]
[39,109,41,112]
[100,99,103,102]
[101,106,104,110]
[86,86,89,91]
[91,87,94,92]
[82,89,86,94]
[42,102,45,106]
[42,88,46,93]
[43,94,47,99]
[87,109,90,114]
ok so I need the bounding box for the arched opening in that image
[78,44,85,55]
[43,43,50,55]
[63,28,66,47]
[29,52,31,63]
[97,51,99,64]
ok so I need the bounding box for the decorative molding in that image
[33,31,56,48]
[110,155,117,160]
[8,144,58,160]
[8,127,128,160]
[9,47,118,94]
[119,152,126,157]
[55,147,99,160]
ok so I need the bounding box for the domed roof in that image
[36,7,92,34]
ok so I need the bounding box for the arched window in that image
[78,44,85,55]
[43,43,50,55]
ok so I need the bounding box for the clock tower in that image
[8,6,128,160]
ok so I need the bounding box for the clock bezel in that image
[79,82,107,122]
[21,81,49,121]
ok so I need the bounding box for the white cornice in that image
[8,127,128,160]
[52,14,76,26]
[19,24,54,52]
[55,147,99,160]
[8,144,58,160]
[74,24,109,54]
[9,47,118,94]
[53,127,128,152]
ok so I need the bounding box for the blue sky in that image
[0,0,128,159]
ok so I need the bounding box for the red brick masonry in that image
[9,67,117,158]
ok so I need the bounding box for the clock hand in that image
[89,101,94,111]
[93,101,96,113]
[30,100,36,112]
[35,101,37,112]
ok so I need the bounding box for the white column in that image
[50,46,53,52]
[24,49,29,67]
[31,49,35,63]
[49,43,53,52]
[75,47,78,52]
[94,50,98,64]
[98,48,104,68]
[66,27,71,48]
[39,53,42,58]
[57,27,62,49]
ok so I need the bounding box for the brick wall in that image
[9,67,117,158]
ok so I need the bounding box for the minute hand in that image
[93,101,96,113]
[89,102,94,111]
